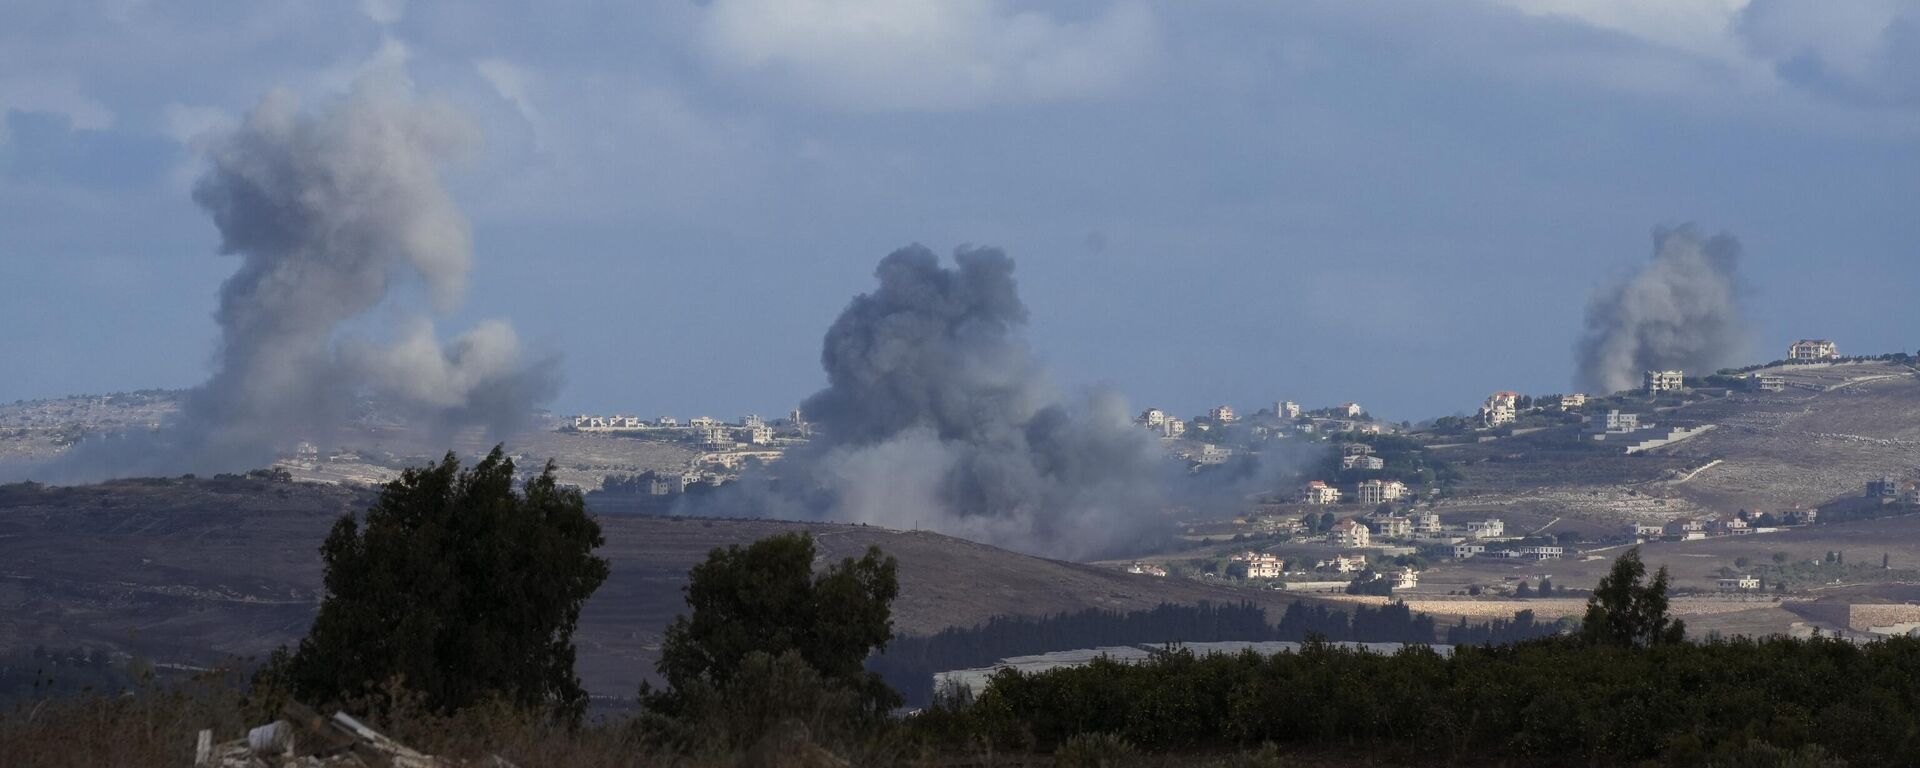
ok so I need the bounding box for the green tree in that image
[1538,577,1555,596]
[653,532,901,716]
[276,447,608,720]
[1581,548,1685,648]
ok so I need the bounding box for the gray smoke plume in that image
[34,68,556,481]
[1575,225,1751,394]
[692,245,1171,560]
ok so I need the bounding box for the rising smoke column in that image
[1575,225,1751,394]
[701,245,1170,560]
[42,67,557,481]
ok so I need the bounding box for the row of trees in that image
[116,446,1907,763]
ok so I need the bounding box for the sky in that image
[3,0,1917,424]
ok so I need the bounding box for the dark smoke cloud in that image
[688,245,1172,560]
[28,67,556,482]
[1574,225,1751,394]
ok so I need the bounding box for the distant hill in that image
[1425,361,1920,526]
[0,475,1318,699]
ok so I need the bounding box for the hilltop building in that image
[1356,479,1408,505]
[1277,400,1301,419]
[1138,408,1167,426]
[1209,405,1236,423]
[1790,339,1838,361]
[1338,403,1364,418]
[1342,453,1385,471]
[1481,391,1519,427]
[1559,393,1587,410]
[1645,370,1685,394]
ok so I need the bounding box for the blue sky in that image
[3,0,1917,423]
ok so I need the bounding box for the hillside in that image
[1423,361,1920,526]
[0,476,1316,699]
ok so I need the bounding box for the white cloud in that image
[362,0,406,26]
[474,58,546,149]
[0,76,115,145]
[1485,0,1753,62]
[698,0,1160,110]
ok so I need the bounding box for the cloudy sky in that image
[3,0,1917,423]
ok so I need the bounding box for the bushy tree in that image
[1581,548,1684,648]
[652,532,901,717]
[276,447,608,720]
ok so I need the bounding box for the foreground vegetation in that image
[0,449,1908,766]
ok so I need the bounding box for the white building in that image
[1367,516,1412,539]
[1210,405,1237,423]
[1588,410,1643,436]
[1330,519,1372,547]
[1356,479,1408,505]
[1453,543,1486,559]
[1393,567,1420,590]
[1342,454,1385,471]
[1338,403,1364,418]
[1463,519,1505,539]
[1645,370,1685,394]
[1481,391,1519,427]
[741,424,775,445]
[1138,408,1167,427]
[699,425,732,448]
[1302,480,1341,505]
[689,416,720,428]
[1277,400,1302,419]
[1718,575,1761,591]
[1789,339,1838,361]
[1413,512,1444,535]
[1559,393,1587,410]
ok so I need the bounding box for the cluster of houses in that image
[1224,550,1417,586]
[1477,391,1587,427]
[570,410,807,449]
[1631,508,1823,543]
[1299,477,1410,506]
[1867,477,1920,506]
[1135,400,1380,440]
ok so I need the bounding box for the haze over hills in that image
[0,475,1324,698]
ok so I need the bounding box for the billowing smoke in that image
[1575,226,1751,394]
[36,68,556,481]
[690,245,1171,560]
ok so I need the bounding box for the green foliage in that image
[274,446,608,721]
[1054,732,1138,767]
[1581,548,1686,648]
[922,634,1920,764]
[653,533,902,717]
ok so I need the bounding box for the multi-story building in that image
[1302,480,1342,505]
[1330,518,1372,547]
[1366,515,1412,539]
[1342,454,1385,471]
[1165,418,1187,438]
[1138,408,1167,427]
[1209,405,1236,423]
[1481,391,1519,426]
[1276,400,1301,419]
[1338,403,1364,418]
[1645,370,1685,394]
[1747,374,1786,392]
[1413,512,1444,535]
[1559,393,1587,410]
[1463,519,1505,539]
[1588,410,1643,436]
[1356,479,1408,505]
[688,416,720,428]
[1453,543,1486,559]
[740,424,775,445]
[1789,339,1838,361]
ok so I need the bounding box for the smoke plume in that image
[37,68,556,481]
[1575,225,1751,394]
[691,245,1171,560]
